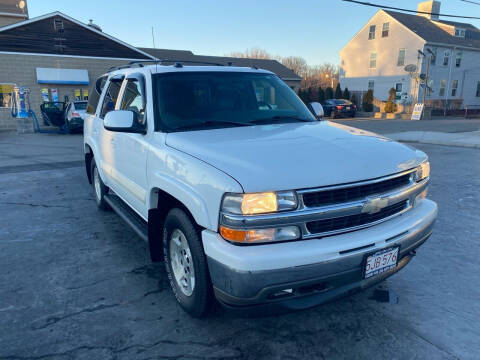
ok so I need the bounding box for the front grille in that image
[302,173,411,208]
[306,200,408,234]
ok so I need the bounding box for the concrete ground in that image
[1,128,479,359]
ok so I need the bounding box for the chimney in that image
[417,1,441,20]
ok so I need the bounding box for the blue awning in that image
[36,68,89,85]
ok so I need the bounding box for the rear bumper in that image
[203,199,437,312]
[68,117,84,128]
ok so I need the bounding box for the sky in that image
[28,0,480,66]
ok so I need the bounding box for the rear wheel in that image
[163,208,212,317]
[91,158,110,211]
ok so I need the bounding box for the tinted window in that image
[120,79,146,124]
[100,80,122,119]
[86,76,107,114]
[332,100,352,105]
[74,101,87,110]
[153,72,315,132]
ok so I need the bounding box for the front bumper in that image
[203,199,437,312]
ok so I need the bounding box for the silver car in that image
[65,100,87,132]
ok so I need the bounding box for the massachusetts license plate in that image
[364,247,399,279]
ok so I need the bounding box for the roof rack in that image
[108,58,225,72]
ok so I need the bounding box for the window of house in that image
[443,51,450,66]
[87,75,107,114]
[368,25,376,40]
[368,80,375,92]
[456,51,462,67]
[382,22,390,37]
[426,79,434,96]
[476,81,480,97]
[120,79,146,124]
[0,83,14,108]
[397,48,406,66]
[100,80,122,118]
[439,79,446,96]
[369,52,377,68]
[429,48,437,65]
[455,28,466,37]
[451,80,458,96]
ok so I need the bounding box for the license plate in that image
[346,106,350,110]
[364,246,399,279]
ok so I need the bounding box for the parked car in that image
[84,63,437,317]
[65,100,87,132]
[323,99,357,118]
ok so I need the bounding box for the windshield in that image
[331,99,352,105]
[74,102,87,110]
[153,72,315,132]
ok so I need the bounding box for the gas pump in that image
[10,86,67,134]
[10,86,30,118]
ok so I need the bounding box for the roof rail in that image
[107,58,225,72]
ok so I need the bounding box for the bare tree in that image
[227,47,272,59]
[281,56,308,77]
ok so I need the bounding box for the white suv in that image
[83,61,437,317]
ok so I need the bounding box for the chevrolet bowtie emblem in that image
[361,197,389,214]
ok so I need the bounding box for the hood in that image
[165,122,426,193]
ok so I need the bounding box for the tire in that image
[163,208,212,317]
[90,158,110,211]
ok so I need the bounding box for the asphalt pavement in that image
[1,129,479,359]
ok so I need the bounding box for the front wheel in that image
[91,158,110,211]
[163,208,212,317]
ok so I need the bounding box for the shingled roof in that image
[139,47,302,81]
[385,10,480,49]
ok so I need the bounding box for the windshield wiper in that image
[251,115,314,124]
[174,120,251,131]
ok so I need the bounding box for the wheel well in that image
[85,145,93,184]
[148,188,200,262]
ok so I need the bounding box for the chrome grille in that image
[302,173,412,208]
[305,200,408,234]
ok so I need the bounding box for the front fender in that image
[148,144,243,231]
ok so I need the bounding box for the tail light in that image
[72,112,80,117]
[354,105,357,110]
[336,105,342,110]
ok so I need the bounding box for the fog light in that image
[219,225,301,243]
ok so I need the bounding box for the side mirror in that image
[104,110,146,134]
[308,102,324,119]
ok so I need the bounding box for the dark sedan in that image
[323,99,357,118]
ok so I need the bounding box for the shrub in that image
[334,83,342,99]
[325,87,334,100]
[362,89,374,112]
[342,87,350,100]
[384,88,398,113]
[318,87,325,104]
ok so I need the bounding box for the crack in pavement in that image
[1,202,69,209]
[30,303,120,330]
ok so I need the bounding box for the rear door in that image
[110,74,149,217]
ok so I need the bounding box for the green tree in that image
[308,87,314,103]
[334,83,342,98]
[384,88,397,113]
[325,87,334,100]
[362,89,374,112]
[342,87,350,100]
[318,87,325,104]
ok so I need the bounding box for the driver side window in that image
[120,79,146,124]
[100,80,121,119]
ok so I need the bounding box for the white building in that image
[339,0,480,110]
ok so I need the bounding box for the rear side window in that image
[86,76,107,114]
[100,80,122,119]
[120,79,146,124]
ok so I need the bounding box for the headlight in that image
[415,161,430,182]
[219,225,301,243]
[221,191,298,215]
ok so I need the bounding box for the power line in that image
[342,0,480,19]
[460,0,480,6]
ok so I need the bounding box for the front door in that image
[110,76,149,218]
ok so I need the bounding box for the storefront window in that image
[74,89,89,101]
[0,84,15,108]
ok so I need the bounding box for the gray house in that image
[340,0,480,110]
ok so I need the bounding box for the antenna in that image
[151,27,156,49]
